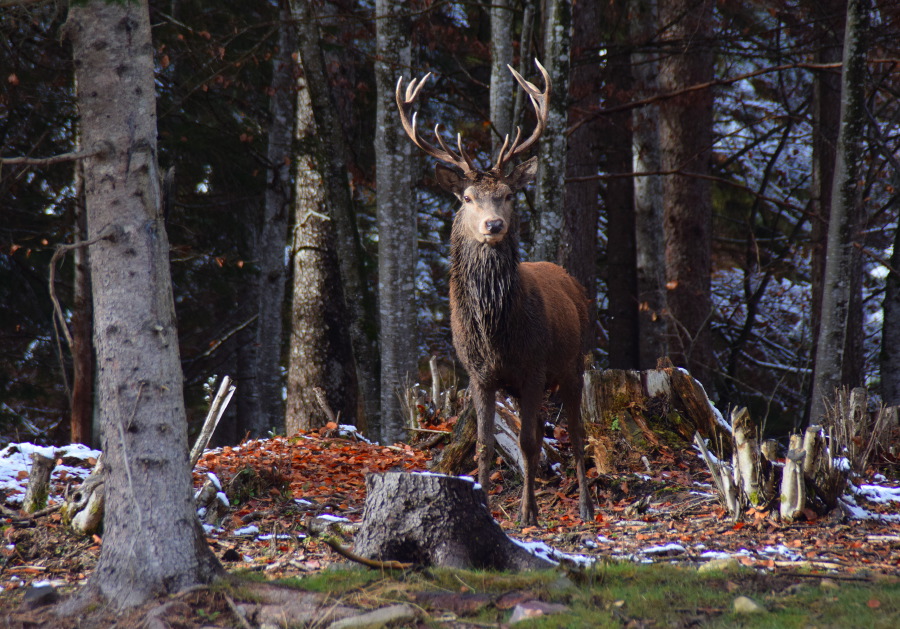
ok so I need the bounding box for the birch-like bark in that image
[490,0,514,160]
[630,0,668,369]
[531,0,572,263]
[253,2,298,435]
[67,0,221,608]
[375,0,416,444]
[810,0,869,422]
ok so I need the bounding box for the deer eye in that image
[463,196,472,203]
[506,193,514,202]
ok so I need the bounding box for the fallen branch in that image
[321,536,413,571]
[189,376,236,468]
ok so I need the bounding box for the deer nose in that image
[485,219,505,234]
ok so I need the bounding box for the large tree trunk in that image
[67,0,222,608]
[295,0,380,435]
[375,0,416,444]
[561,0,601,350]
[810,0,869,422]
[604,0,639,369]
[531,0,572,263]
[252,2,298,436]
[881,222,900,405]
[630,0,668,370]
[286,75,360,433]
[658,0,716,391]
[353,473,553,570]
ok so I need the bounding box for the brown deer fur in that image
[436,159,594,525]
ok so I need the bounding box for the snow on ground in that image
[0,442,100,504]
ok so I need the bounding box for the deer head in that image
[396,60,550,245]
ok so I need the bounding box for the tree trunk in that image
[561,0,601,350]
[658,0,715,390]
[810,0,869,422]
[376,0,416,445]
[603,0,639,369]
[630,0,668,370]
[490,0,515,160]
[67,0,222,608]
[70,158,94,446]
[807,0,847,423]
[880,219,900,405]
[353,473,553,570]
[252,2,298,436]
[295,0,380,435]
[531,0,572,263]
[286,61,359,433]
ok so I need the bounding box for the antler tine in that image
[395,74,473,173]
[494,59,551,172]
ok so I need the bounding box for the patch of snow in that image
[206,472,222,490]
[234,525,260,536]
[257,534,294,541]
[316,513,350,522]
[512,538,595,566]
[294,498,314,506]
[0,442,100,504]
[338,424,371,444]
[642,543,686,556]
[855,484,900,504]
[760,544,803,562]
[216,492,229,507]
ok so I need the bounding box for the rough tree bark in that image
[658,0,716,390]
[810,0,869,422]
[286,73,360,433]
[603,0,639,369]
[375,0,416,444]
[295,0,380,434]
[353,473,552,570]
[70,158,94,446]
[66,0,222,608]
[252,1,298,436]
[807,0,847,421]
[630,0,668,369]
[561,0,601,349]
[531,0,572,263]
[881,220,900,405]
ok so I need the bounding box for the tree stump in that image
[22,453,56,513]
[352,473,553,571]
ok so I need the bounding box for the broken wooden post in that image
[731,407,762,507]
[352,473,553,571]
[780,434,806,522]
[22,452,56,513]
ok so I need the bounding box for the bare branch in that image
[1,149,100,167]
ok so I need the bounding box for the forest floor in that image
[0,424,898,627]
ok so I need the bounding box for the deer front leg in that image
[563,381,595,522]
[472,383,497,492]
[517,384,544,526]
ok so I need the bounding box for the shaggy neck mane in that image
[449,219,520,345]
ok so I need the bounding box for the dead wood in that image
[352,472,553,571]
[22,453,56,514]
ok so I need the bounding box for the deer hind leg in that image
[517,383,544,526]
[472,383,497,492]
[563,380,595,522]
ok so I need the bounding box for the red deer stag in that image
[395,60,594,525]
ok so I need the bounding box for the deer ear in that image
[507,156,538,190]
[434,163,466,196]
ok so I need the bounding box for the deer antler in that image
[395,73,475,174]
[494,59,551,174]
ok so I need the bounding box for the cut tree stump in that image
[22,453,56,513]
[352,473,553,571]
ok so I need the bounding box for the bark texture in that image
[560,0,601,349]
[603,0,638,369]
[68,0,222,607]
[253,3,298,436]
[375,0,416,444]
[286,75,359,433]
[658,0,715,389]
[630,0,668,369]
[70,159,94,446]
[810,0,869,422]
[880,222,900,405]
[353,473,553,570]
[295,0,379,433]
[490,0,515,159]
[531,0,572,263]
